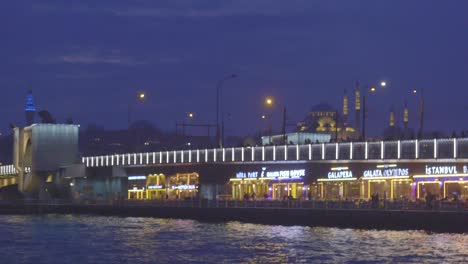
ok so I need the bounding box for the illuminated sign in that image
[236,171,258,179]
[363,168,409,178]
[235,167,305,179]
[148,185,163,190]
[327,171,353,179]
[327,167,353,179]
[425,165,457,175]
[128,176,146,180]
[265,169,305,178]
[171,185,196,190]
[464,166,468,173]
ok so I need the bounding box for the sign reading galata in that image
[363,168,409,178]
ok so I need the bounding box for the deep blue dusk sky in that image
[1,1,468,137]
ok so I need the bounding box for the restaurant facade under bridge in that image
[80,159,468,202]
[314,162,468,201]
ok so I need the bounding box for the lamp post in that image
[265,96,287,144]
[180,112,195,136]
[260,114,273,144]
[412,88,425,139]
[361,81,386,140]
[127,91,147,152]
[334,110,339,142]
[216,74,237,148]
[128,91,146,128]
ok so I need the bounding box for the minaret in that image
[389,109,395,127]
[25,90,36,126]
[403,102,409,130]
[354,81,361,133]
[343,89,348,127]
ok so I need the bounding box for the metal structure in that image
[74,138,466,168]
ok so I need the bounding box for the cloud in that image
[28,0,319,18]
[38,50,148,66]
[59,53,138,65]
[109,0,316,18]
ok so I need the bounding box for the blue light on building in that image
[25,90,36,126]
[25,91,36,112]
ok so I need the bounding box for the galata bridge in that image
[1,124,467,201]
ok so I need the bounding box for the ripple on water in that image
[0,215,466,263]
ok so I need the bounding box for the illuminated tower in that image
[354,81,361,134]
[389,110,395,127]
[25,90,36,126]
[343,89,348,126]
[403,102,409,130]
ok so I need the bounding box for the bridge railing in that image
[110,199,468,212]
[0,165,30,176]
[82,138,464,168]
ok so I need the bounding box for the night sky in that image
[2,1,468,137]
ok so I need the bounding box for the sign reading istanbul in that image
[363,168,409,178]
[425,165,457,175]
[235,167,305,179]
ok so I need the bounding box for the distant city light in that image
[370,87,376,92]
[412,89,418,94]
[138,92,146,99]
[380,81,387,87]
[265,97,274,106]
[261,115,266,119]
[188,112,194,118]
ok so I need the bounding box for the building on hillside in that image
[296,96,359,142]
[261,132,331,145]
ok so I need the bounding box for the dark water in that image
[0,215,466,263]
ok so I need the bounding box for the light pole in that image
[334,110,339,142]
[127,91,147,152]
[180,112,195,136]
[260,114,273,144]
[265,96,287,144]
[128,91,146,128]
[216,74,236,147]
[361,81,386,140]
[412,88,425,139]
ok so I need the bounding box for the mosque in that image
[264,82,412,144]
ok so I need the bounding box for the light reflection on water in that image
[0,215,466,263]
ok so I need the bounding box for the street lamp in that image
[188,112,195,119]
[362,81,386,140]
[264,96,287,144]
[411,88,425,139]
[216,74,237,148]
[128,91,146,128]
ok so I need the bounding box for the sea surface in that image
[0,214,466,263]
